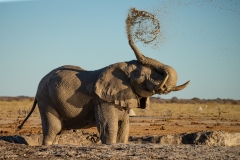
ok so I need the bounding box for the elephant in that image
[18,36,189,145]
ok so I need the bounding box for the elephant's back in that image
[56,65,85,71]
[37,65,86,95]
[36,65,100,119]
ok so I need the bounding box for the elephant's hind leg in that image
[40,107,62,145]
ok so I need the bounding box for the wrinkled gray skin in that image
[18,39,189,145]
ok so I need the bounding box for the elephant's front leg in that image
[94,103,119,144]
[117,112,129,143]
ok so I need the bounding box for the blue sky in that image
[0,0,239,99]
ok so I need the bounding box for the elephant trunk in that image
[128,37,189,93]
[126,8,189,93]
[128,39,166,68]
[128,39,170,88]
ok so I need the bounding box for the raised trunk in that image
[126,8,189,93]
[128,39,170,89]
[128,39,169,71]
[128,38,189,93]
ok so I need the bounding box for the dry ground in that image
[0,99,240,159]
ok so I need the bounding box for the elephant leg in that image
[94,103,118,144]
[117,113,129,143]
[40,107,62,145]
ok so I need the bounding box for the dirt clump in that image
[126,7,160,46]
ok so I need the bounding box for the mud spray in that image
[126,8,160,47]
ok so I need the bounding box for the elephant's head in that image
[128,39,190,96]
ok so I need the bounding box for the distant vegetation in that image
[151,97,240,105]
[0,96,239,105]
[0,96,34,102]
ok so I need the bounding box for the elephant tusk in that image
[172,80,190,91]
[155,74,169,91]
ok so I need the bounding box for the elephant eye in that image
[141,72,145,77]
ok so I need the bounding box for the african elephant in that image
[18,37,189,145]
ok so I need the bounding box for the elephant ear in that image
[94,62,139,108]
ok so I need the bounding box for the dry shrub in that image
[171,97,179,103]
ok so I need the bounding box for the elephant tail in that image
[17,99,37,130]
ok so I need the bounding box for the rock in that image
[181,131,240,146]
[203,131,240,146]
[129,109,136,116]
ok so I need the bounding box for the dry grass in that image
[133,103,240,121]
[0,98,239,121]
[0,99,39,118]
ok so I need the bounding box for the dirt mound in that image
[1,130,239,147]
[130,131,240,146]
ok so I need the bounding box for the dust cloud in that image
[126,8,161,47]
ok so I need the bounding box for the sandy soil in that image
[1,115,240,136]
[0,115,240,159]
